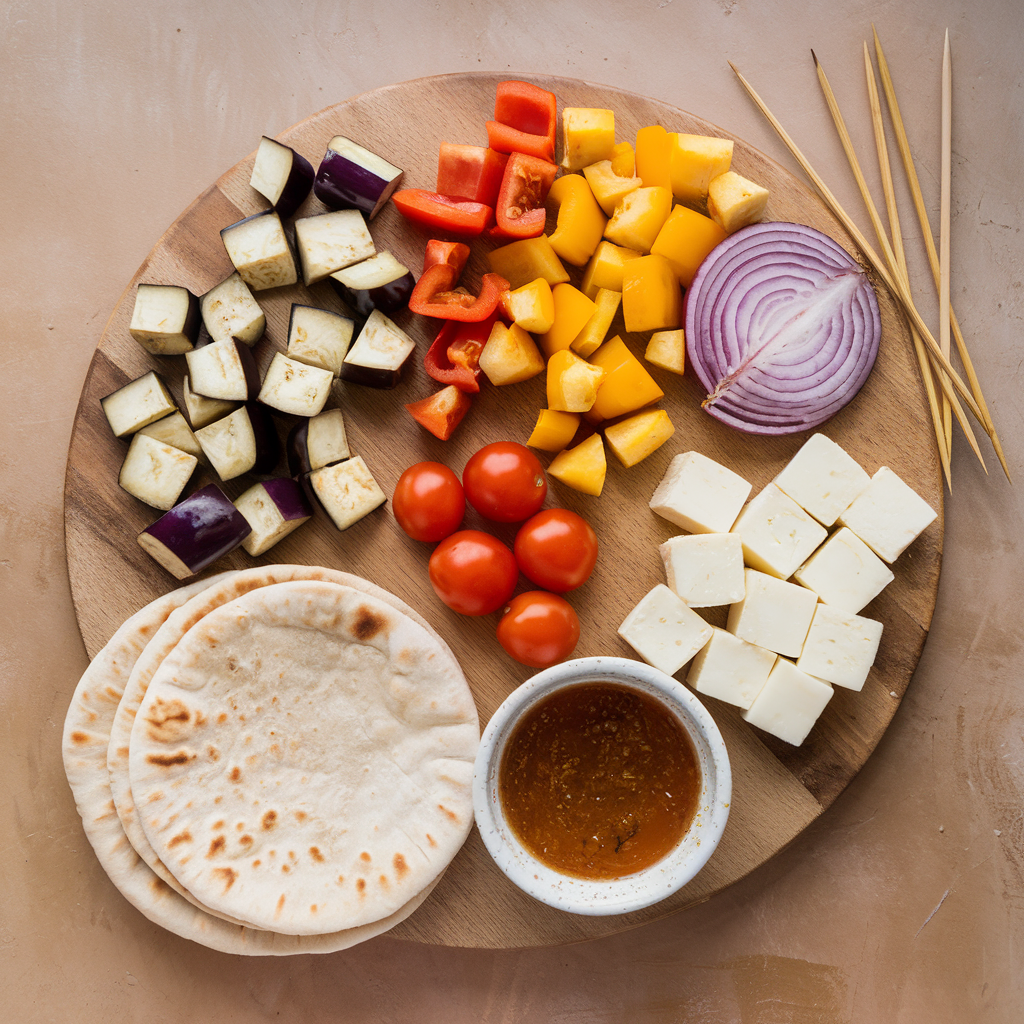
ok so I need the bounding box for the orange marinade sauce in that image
[498,682,702,880]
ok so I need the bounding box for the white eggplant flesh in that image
[118,432,198,511]
[129,283,201,355]
[137,410,204,461]
[340,309,415,389]
[286,408,350,476]
[250,136,314,218]
[185,337,260,402]
[234,477,313,556]
[195,403,278,481]
[201,272,266,346]
[182,375,237,429]
[101,371,177,438]
[314,136,404,219]
[220,210,298,291]
[328,250,415,318]
[308,455,386,531]
[258,352,334,417]
[285,303,354,377]
[138,484,251,580]
[293,210,375,286]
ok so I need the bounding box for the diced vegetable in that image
[546,350,606,413]
[620,253,682,333]
[581,160,642,217]
[501,277,555,334]
[478,320,546,386]
[526,409,580,452]
[195,403,278,481]
[707,171,770,233]
[634,126,673,190]
[128,284,201,355]
[569,287,620,358]
[293,209,376,286]
[546,174,607,266]
[644,329,686,375]
[391,190,494,237]
[137,411,203,460]
[308,455,387,530]
[313,136,403,219]
[603,186,673,253]
[100,371,177,438]
[424,314,499,393]
[220,210,298,291]
[118,433,197,510]
[586,335,664,423]
[286,408,350,476]
[258,352,334,417]
[494,152,558,239]
[405,386,473,441]
[539,283,596,358]
[182,375,236,430]
[249,136,315,218]
[341,309,416,388]
[650,205,727,286]
[669,133,733,207]
[486,80,558,162]
[436,144,507,206]
[234,478,313,556]
[285,304,354,377]
[200,272,265,346]
[488,235,569,290]
[185,337,260,402]
[547,434,607,496]
[580,240,642,298]
[328,251,415,318]
[603,409,675,467]
[560,108,616,171]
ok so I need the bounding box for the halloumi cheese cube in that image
[796,604,883,691]
[792,527,894,614]
[727,568,818,657]
[729,482,827,579]
[660,533,745,607]
[649,451,752,534]
[686,627,776,710]
[618,584,713,676]
[773,433,871,526]
[741,658,833,746]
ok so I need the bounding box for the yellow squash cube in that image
[546,349,607,412]
[604,186,673,253]
[540,283,597,358]
[604,409,676,467]
[645,329,686,375]
[635,125,673,190]
[670,134,734,206]
[610,141,635,177]
[707,171,770,233]
[547,174,607,266]
[581,240,642,299]
[650,205,727,286]
[488,236,570,290]
[561,108,616,171]
[587,335,665,422]
[503,278,555,334]
[621,253,683,334]
[527,409,580,452]
[548,433,607,496]
[571,288,621,358]
[582,160,642,217]
[478,321,546,385]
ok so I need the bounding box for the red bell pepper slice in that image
[391,189,495,237]
[409,260,510,322]
[486,81,557,162]
[405,386,473,440]
[494,152,559,239]
[424,311,501,393]
[436,144,508,207]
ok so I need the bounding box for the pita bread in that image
[128,580,478,935]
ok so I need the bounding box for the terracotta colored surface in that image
[2,0,1021,1018]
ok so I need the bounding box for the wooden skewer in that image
[873,25,1010,481]
[940,30,953,456]
[862,42,950,487]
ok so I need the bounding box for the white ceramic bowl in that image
[473,656,731,916]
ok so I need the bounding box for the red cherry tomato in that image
[392,462,465,542]
[514,509,599,592]
[428,530,518,616]
[496,591,580,668]
[462,441,547,523]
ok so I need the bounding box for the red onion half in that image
[684,222,881,435]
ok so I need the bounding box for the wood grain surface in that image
[63,73,942,950]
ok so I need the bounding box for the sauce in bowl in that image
[498,681,701,880]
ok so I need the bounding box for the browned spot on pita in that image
[438,804,458,822]
[359,851,371,862]
[206,745,220,761]
[239,835,253,847]
[104,685,121,699]
[253,859,261,868]
[336,875,345,885]
[294,810,308,823]
[229,767,242,783]
[352,605,387,641]
[144,698,191,743]
[288,850,296,860]
[117,745,129,758]
[309,846,324,863]
[356,878,366,895]
[236,821,245,831]
[212,820,225,830]
[168,830,192,848]
[146,751,192,768]
[217,713,228,724]
[310,904,318,914]
[275,894,286,917]
[214,867,237,891]
[262,810,278,830]
[194,711,206,727]
[426,834,437,847]
[149,877,170,895]
[270,743,281,755]
[207,836,226,858]
[227,657,238,671]
[282,864,291,873]
[214,795,223,804]
[378,874,389,887]
[70,731,90,746]
[147,791,163,803]
[393,853,409,877]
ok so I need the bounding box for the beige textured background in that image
[2,1,1021,1020]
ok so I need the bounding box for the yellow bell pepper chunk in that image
[621,253,683,334]
[546,349,606,413]
[587,335,665,423]
[669,134,734,207]
[488,235,570,290]
[645,329,686,375]
[548,433,607,496]
[635,125,673,190]
[604,186,673,253]
[580,241,642,299]
[539,283,597,358]
[478,321,546,386]
[708,171,770,233]
[502,277,555,334]
[547,174,608,267]
[582,160,642,217]
[650,205,727,287]
[571,288,621,358]
[610,141,635,178]
[603,409,676,468]
[561,108,616,171]
[527,409,580,452]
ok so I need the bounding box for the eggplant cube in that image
[129,283,201,355]
[249,136,314,219]
[182,375,237,430]
[137,410,204,460]
[118,432,198,510]
[101,371,177,438]
[138,484,251,580]
[185,337,260,402]
[314,136,404,219]
[201,272,266,346]
[309,456,386,531]
[234,478,313,556]
[286,304,354,377]
[220,210,298,292]
[328,251,415,318]
[293,210,375,287]
[258,352,334,417]
[341,309,415,389]
[287,408,350,476]
[195,403,278,481]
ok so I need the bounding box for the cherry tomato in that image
[514,508,599,592]
[496,591,580,668]
[392,462,465,542]
[462,441,547,523]
[428,530,518,616]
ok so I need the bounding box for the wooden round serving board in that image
[64,73,942,950]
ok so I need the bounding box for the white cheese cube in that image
[729,482,827,579]
[309,456,386,531]
[796,604,883,691]
[618,584,714,676]
[727,568,818,657]
[649,451,752,534]
[741,658,833,746]
[773,433,871,526]
[660,533,746,607]
[837,466,937,562]
[792,527,894,614]
[686,627,777,710]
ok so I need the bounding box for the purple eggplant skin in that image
[286,419,313,477]
[245,401,282,475]
[260,476,313,522]
[338,361,406,390]
[251,137,315,219]
[329,270,416,319]
[313,145,402,219]
[137,483,251,580]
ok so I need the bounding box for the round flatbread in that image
[128,580,479,935]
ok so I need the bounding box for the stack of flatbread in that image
[62,566,479,954]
